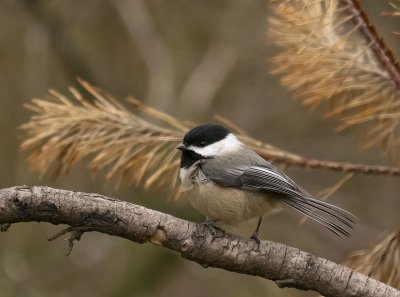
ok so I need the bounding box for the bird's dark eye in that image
[200,141,207,147]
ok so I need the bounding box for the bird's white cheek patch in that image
[189,133,242,157]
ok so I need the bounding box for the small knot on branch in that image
[48,226,93,256]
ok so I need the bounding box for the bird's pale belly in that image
[187,182,281,225]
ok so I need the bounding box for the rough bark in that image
[0,186,398,297]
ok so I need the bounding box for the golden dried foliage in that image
[269,0,400,159]
[387,1,400,17]
[21,80,400,200]
[20,79,186,196]
[383,1,400,35]
[345,230,400,289]
[21,80,301,199]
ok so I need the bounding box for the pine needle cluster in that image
[269,0,400,159]
[20,80,299,198]
[345,230,400,289]
[21,79,186,196]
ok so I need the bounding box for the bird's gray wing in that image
[203,164,356,237]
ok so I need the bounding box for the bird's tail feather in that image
[281,196,356,237]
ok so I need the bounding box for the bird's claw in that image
[200,219,220,236]
[250,233,261,244]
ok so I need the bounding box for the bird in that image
[177,123,356,243]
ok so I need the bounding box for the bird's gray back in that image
[200,146,297,190]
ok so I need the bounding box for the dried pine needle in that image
[269,0,400,161]
[345,230,400,289]
[20,79,185,196]
[20,80,400,200]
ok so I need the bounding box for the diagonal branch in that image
[0,186,399,297]
[340,0,400,88]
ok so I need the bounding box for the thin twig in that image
[48,226,94,256]
[256,151,400,176]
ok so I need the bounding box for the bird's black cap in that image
[183,124,231,148]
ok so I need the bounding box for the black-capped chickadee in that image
[177,124,356,242]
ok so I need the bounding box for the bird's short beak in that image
[176,144,187,151]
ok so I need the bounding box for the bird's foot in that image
[250,232,261,244]
[200,219,220,236]
[250,217,262,244]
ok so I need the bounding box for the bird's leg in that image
[200,217,220,236]
[250,217,263,244]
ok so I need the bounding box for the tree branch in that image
[0,186,399,297]
[256,150,400,176]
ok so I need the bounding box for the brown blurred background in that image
[0,1,399,296]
